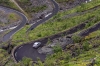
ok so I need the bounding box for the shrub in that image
[53,45,62,53]
[82,41,90,51]
[19,57,33,66]
[72,35,82,43]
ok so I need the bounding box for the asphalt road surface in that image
[14,41,47,62]
[14,0,59,62]
[1,6,28,42]
[14,21,100,62]
[13,0,100,63]
[27,0,59,31]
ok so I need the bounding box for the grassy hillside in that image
[6,30,100,66]
[1,0,100,66]
[11,0,100,46]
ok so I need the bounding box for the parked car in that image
[32,42,41,48]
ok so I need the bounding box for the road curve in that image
[13,22,100,62]
[13,0,59,62]
[13,0,100,63]
[27,0,59,31]
[14,41,47,62]
[1,6,28,42]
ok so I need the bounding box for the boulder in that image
[38,47,54,54]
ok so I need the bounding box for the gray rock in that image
[38,34,73,55]
[38,47,54,54]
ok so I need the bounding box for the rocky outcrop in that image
[58,0,88,11]
[0,9,21,31]
[30,0,54,23]
[38,35,73,55]
[38,47,53,54]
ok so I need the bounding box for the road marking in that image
[18,46,23,49]
[0,29,3,32]
[45,13,52,18]
[15,52,17,57]
[9,26,17,30]
[2,6,28,42]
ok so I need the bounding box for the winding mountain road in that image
[1,6,28,42]
[0,0,59,62]
[13,0,59,62]
[1,0,98,64]
[14,18,100,62]
[27,0,59,31]
[13,0,100,63]
[12,0,100,63]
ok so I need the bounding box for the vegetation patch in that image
[0,11,22,28]
[1,0,100,66]
[12,6,100,46]
[52,0,100,21]
[0,0,19,10]
[33,34,100,66]
[16,0,47,14]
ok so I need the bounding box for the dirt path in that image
[10,0,26,14]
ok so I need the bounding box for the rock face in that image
[31,0,50,6]
[30,0,88,23]
[38,47,54,54]
[0,10,21,30]
[30,0,54,24]
[31,0,54,9]
[38,35,73,55]
[58,0,88,11]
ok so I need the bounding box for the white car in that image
[33,42,41,48]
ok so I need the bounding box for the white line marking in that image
[15,52,17,57]
[45,13,52,18]
[18,46,23,49]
